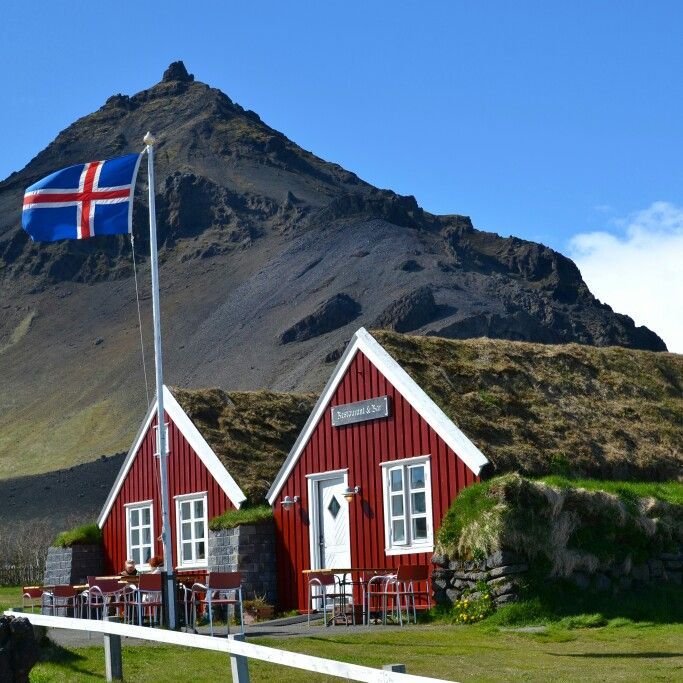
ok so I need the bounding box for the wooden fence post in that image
[228,633,250,683]
[103,633,123,681]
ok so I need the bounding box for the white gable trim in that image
[266,328,489,506]
[98,386,246,528]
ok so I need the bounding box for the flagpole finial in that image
[143,131,157,146]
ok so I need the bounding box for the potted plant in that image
[242,595,275,623]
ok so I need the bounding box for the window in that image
[381,456,433,554]
[126,501,154,568]
[175,493,208,568]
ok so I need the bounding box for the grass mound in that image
[436,474,683,574]
[52,523,102,548]
[374,331,683,480]
[209,504,273,531]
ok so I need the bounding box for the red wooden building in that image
[97,386,246,574]
[267,327,489,611]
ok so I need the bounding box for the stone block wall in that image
[432,550,528,607]
[208,521,276,604]
[432,547,683,608]
[43,545,103,586]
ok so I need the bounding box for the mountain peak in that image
[162,61,194,83]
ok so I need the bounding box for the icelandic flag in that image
[22,153,142,242]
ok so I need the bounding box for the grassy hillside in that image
[375,331,683,480]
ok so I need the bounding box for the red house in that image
[267,327,489,611]
[97,386,247,574]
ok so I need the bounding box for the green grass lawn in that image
[0,585,24,612]
[27,622,683,682]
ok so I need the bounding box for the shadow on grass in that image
[485,580,683,628]
[38,639,104,679]
[550,652,683,659]
[427,580,683,629]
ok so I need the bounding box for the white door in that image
[316,475,351,570]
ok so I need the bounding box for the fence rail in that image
[4,609,455,683]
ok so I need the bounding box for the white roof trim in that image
[98,386,246,528]
[266,328,489,505]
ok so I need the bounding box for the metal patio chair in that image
[307,572,350,626]
[129,573,163,626]
[191,572,244,637]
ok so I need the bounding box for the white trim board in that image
[98,386,246,527]
[267,327,489,505]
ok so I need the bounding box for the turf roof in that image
[372,331,683,481]
[171,332,682,506]
[171,387,315,503]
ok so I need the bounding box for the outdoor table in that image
[302,568,393,624]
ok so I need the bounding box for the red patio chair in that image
[85,577,124,621]
[22,587,45,613]
[129,573,163,627]
[50,585,79,617]
[191,572,243,637]
[365,565,431,626]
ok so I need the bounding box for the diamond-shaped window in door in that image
[328,496,341,519]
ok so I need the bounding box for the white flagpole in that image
[143,131,177,629]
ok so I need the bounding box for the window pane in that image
[391,494,404,517]
[182,522,192,541]
[131,509,139,526]
[194,500,204,518]
[410,466,425,489]
[182,501,192,519]
[142,547,152,563]
[390,469,403,492]
[131,529,139,546]
[196,542,205,560]
[392,519,405,543]
[182,543,192,562]
[411,491,426,514]
[132,549,140,565]
[142,528,151,545]
[195,521,205,539]
[412,517,428,540]
[142,507,151,525]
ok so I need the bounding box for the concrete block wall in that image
[208,521,277,604]
[43,545,103,586]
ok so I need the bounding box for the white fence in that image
[4,609,455,683]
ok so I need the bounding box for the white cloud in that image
[569,201,683,354]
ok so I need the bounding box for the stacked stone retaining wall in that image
[432,548,683,607]
[432,550,528,607]
[208,521,276,604]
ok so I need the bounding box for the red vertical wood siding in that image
[101,413,235,574]
[274,350,480,611]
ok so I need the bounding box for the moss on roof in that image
[371,331,683,481]
[171,387,316,503]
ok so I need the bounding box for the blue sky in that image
[3,1,682,349]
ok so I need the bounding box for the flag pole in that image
[143,131,177,629]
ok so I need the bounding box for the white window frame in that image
[125,500,154,570]
[175,492,209,569]
[380,455,434,555]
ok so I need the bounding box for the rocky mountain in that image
[0,61,667,479]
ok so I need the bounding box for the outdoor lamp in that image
[343,485,361,502]
[281,495,300,511]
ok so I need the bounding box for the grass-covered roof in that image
[372,331,683,481]
[171,332,682,505]
[171,387,315,503]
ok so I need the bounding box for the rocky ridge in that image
[0,61,668,478]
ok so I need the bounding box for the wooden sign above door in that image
[331,396,390,427]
